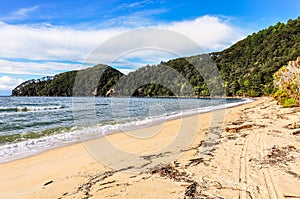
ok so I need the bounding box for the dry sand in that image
[0,97,300,199]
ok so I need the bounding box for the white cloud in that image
[96,9,167,28]
[0,6,40,21]
[0,15,246,76]
[118,69,134,75]
[13,6,40,18]
[116,0,153,10]
[162,15,244,51]
[0,22,121,61]
[0,76,24,91]
[0,59,88,76]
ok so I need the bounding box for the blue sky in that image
[0,0,299,95]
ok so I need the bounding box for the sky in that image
[0,0,299,95]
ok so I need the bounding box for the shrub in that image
[273,57,300,107]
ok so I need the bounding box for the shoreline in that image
[2,97,299,198]
[0,97,252,164]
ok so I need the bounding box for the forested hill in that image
[115,16,300,97]
[12,65,124,97]
[211,16,300,96]
[12,17,300,97]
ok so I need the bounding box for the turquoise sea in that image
[0,97,251,163]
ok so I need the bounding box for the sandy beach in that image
[0,97,300,199]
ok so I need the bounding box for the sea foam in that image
[0,98,252,163]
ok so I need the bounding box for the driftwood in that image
[43,180,53,186]
[225,125,253,133]
[285,170,300,179]
[284,122,300,129]
[284,195,300,198]
[99,180,116,186]
[186,158,204,167]
[292,130,300,135]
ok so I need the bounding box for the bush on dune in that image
[273,57,300,107]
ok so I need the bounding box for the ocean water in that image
[0,96,251,163]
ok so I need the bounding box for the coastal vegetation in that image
[12,17,300,97]
[12,65,123,97]
[114,56,213,97]
[211,16,300,96]
[273,57,300,107]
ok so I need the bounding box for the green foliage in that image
[114,57,210,97]
[121,16,300,97]
[12,17,300,97]
[274,89,297,107]
[211,16,300,96]
[73,65,123,96]
[12,65,123,97]
[273,57,300,107]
